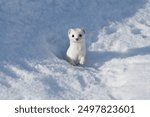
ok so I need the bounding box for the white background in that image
[0,100,149,117]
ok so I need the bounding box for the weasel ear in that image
[82,28,85,34]
[68,28,73,35]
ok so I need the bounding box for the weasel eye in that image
[72,35,74,37]
[79,34,82,37]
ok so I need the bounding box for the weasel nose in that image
[76,38,79,41]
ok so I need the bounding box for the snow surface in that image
[0,0,150,99]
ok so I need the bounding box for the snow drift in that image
[0,0,150,99]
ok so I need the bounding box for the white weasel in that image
[66,28,86,65]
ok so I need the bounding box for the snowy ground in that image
[0,0,150,99]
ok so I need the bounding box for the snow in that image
[0,0,150,99]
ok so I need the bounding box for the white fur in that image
[66,28,86,65]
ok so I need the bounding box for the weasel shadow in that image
[86,46,150,68]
